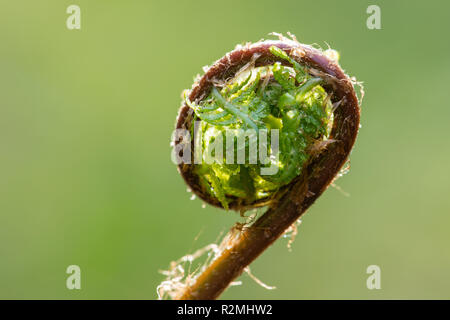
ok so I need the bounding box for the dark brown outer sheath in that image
[174,40,360,299]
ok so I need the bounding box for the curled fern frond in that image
[172,35,361,300]
[182,45,333,209]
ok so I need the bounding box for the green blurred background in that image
[1,0,449,299]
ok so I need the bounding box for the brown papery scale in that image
[174,37,360,300]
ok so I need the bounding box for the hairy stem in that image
[176,175,309,300]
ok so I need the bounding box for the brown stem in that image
[175,38,360,300]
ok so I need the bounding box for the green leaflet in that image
[269,46,306,80]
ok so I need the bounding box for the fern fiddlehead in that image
[172,34,360,300]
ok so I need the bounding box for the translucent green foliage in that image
[186,46,332,209]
